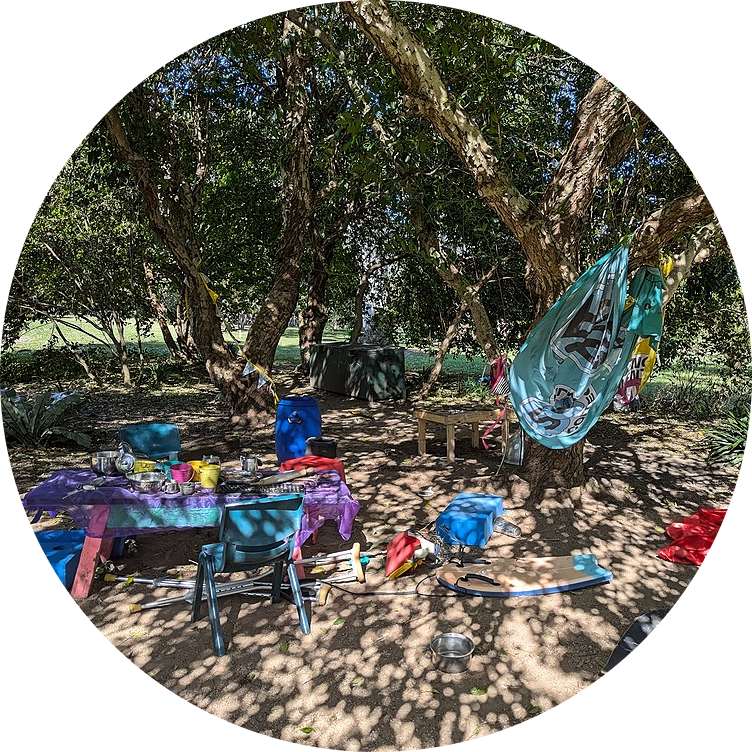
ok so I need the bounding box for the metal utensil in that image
[62,475,107,499]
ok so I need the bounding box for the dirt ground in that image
[10,366,739,751]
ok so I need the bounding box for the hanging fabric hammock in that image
[508,240,665,449]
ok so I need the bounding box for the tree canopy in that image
[5,2,747,472]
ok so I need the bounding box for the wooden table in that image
[23,469,360,599]
[414,407,506,462]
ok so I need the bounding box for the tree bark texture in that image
[298,228,337,373]
[343,0,719,489]
[104,103,266,420]
[242,19,313,390]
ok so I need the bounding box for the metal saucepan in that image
[92,450,121,477]
[240,455,263,473]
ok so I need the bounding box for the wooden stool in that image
[414,407,505,462]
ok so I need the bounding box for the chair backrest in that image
[118,422,181,460]
[219,494,304,570]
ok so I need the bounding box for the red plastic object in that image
[658,508,727,566]
[279,455,346,482]
[385,531,421,578]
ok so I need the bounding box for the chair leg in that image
[286,560,311,635]
[270,560,283,604]
[203,557,225,657]
[191,555,206,623]
[193,552,225,655]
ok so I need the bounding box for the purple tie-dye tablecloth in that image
[22,469,359,546]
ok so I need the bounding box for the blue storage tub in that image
[35,529,86,591]
[435,493,504,547]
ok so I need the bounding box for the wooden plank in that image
[70,505,112,600]
[446,424,456,461]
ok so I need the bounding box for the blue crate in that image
[435,493,504,547]
[35,530,86,591]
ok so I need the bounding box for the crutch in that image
[110,541,373,611]
[117,553,366,612]
[296,541,366,583]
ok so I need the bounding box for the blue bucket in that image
[275,397,322,464]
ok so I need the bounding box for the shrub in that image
[646,357,752,420]
[704,402,750,467]
[1,387,91,448]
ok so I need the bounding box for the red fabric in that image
[481,355,509,450]
[279,455,346,482]
[658,508,727,566]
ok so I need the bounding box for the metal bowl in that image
[92,450,121,477]
[430,633,475,673]
[126,471,165,494]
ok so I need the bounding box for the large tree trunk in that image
[523,438,585,491]
[104,103,266,420]
[242,19,313,397]
[298,228,337,374]
[105,24,317,426]
[343,0,718,491]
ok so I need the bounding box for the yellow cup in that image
[133,459,156,473]
[199,463,220,489]
[187,460,207,481]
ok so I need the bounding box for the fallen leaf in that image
[351,676,364,685]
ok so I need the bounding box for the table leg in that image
[292,545,306,581]
[446,424,456,462]
[70,505,112,600]
[417,418,427,456]
[471,421,480,448]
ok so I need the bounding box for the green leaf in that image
[469,687,487,696]
[299,727,315,735]
[351,676,364,685]
[279,641,289,653]
[332,618,344,626]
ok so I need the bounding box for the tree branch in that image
[629,185,715,270]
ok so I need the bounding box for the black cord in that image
[325,572,467,600]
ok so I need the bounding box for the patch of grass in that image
[2,321,336,383]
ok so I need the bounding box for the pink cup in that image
[170,463,194,483]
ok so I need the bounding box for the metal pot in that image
[92,450,121,477]
[126,471,166,495]
[240,455,263,473]
[430,633,475,673]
